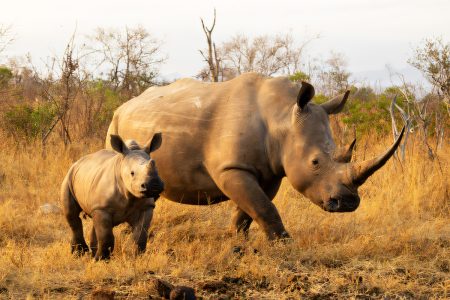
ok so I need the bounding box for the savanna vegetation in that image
[0,16,448,299]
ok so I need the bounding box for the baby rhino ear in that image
[144,133,162,154]
[110,134,129,155]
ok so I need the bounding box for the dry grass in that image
[0,133,448,299]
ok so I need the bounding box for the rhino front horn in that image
[350,126,405,186]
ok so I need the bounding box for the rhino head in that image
[110,133,165,199]
[281,82,404,212]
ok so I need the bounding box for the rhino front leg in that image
[129,208,154,253]
[92,210,114,260]
[217,169,289,240]
[231,179,282,236]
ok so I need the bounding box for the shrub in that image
[342,96,391,136]
[2,102,57,140]
[0,66,13,87]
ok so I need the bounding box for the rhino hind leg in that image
[62,185,89,256]
[92,210,114,260]
[89,226,98,258]
[231,207,253,236]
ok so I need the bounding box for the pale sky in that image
[2,0,450,86]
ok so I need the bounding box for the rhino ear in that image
[144,132,162,154]
[321,90,350,114]
[297,81,315,110]
[110,134,129,155]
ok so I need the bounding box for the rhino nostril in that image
[328,198,340,211]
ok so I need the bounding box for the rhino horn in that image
[147,159,156,170]
[321,90,350,114]
[334,138,356,163]
[350,127,405,186]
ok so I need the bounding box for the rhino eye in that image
[131,171,135,176]
[312,159,319,166]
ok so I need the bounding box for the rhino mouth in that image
[140,189,163,199]
[139,180,164,198]
[324,195,360,213]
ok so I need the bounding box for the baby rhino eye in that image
[131,171,135,176]
[312,158,319,166]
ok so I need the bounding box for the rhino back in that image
[108,73,298,204]
[69,150,121,215]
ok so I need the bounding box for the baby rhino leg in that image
[129,206,154,253]
[92,210,114,260]
[62,185,88,256]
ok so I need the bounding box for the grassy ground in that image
[0,134,448,299]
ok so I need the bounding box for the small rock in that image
[170,286,196,300]
[148,277,173,299]
[90,288,115,300]
[39,203,62,214]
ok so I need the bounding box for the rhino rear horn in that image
[297,81,315,110]
[334,138,356,163]
[350,127,405,186]
[321,90,350,114]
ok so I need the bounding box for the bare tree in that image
[408,37,450,115]
[30,33,84,145]
[389,95,413,161]
[388,68,442,159]
[89,26,166,97]
[0,24,14,56]
[199,9,221,82]
[316,52,351,96]
[218,32,315,80]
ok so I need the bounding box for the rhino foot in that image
[71,243,89,257]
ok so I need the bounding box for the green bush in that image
[289,71,310,82]
[3,102,57,140]
[91,81,122,130]
[0,67,13,87]
[342,96,391,136]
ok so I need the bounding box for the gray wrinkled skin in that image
[106,73,403,240]
[61,134,164,260]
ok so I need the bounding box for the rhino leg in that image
[232,208,253,235]
[62,185,89,256]
[217,169,289,240]
[89,226,98,258]
[129,208,154,253]
[92,210,114,260]
[231,180,282,236]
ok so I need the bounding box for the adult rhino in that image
[106,73,404,239]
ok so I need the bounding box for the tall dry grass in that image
[0,132,448,299]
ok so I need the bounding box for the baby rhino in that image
[61,133,164,260]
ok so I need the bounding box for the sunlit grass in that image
[0,133,448,299]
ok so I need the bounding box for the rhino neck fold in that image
[262,105,294,179]
[114,155,127,198]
